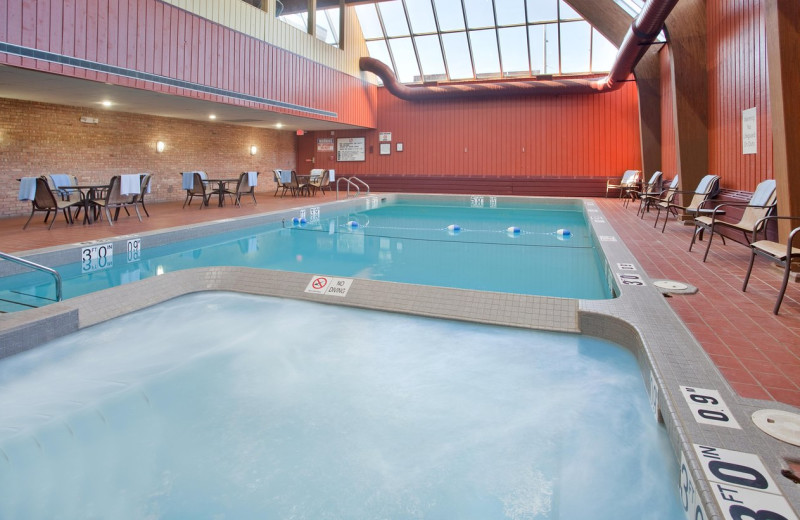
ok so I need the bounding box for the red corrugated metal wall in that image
[300,83,642,177]
[0,0,376,128]
[707,0,772,191]
[659,45,677,180]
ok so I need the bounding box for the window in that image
[356,0,620,84]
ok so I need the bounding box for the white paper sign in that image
[742,107,757,155]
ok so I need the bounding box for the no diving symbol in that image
[312,277,328,290]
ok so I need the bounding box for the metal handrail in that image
[336,177,360,200]
[0,251,63,302]
[349,176,370,194]
[335,177,370,200]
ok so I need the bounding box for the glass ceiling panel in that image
[528,24,545,74]
[591,29,617,72]
[405,0,438,34]
[433,0,466,31]
[355,4,384,39]
[378,1,411,37]
[560,20,591,73]
[544,23,559,74]
[469,29,501,77]
[316,7,340,47]
[527,0,558,23]
[441,32,474,79]
[559,0,580,20]
[388,37,421,82]
[498,27,529,76]
[463,0,496,29]
[415,35,447,80]
[613,0,644,17]
[495,0,526,26]
[356,0,621,84]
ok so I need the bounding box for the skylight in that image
[355,0,619,84]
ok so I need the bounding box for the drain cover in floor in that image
[752,409,800,446]
[652,280,698,295]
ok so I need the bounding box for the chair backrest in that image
[104,176,127,205]
[235,172,250,195]
[140,173,152,194]
[33,177,58,210]
[621,170,640,186]
[686,175,721,210]
[739,179,777,230]
[289,171,300,188]
[273,169,284,187]
[644,171,663,194]
[319,170,330,187]
[190,173,206,195]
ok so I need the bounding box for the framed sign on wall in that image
[336,137,366,161]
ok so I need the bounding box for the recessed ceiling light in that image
[276,123,283,129]
[209,114,217,120]
[100,100,112,107]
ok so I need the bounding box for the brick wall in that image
[0,98,296,218]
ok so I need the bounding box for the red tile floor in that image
[1,192,798,407]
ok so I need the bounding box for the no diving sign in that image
[305,275,353,297]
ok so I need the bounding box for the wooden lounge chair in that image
[22,177,81,230]
[625,170,662,212]
[653,174,720,233]
[606,169,641,198]
[689,179,777,262]
[93,176,142,225]
[742,216,800,315]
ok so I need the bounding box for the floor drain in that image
[752,409,800,446]
[652,280,698,295]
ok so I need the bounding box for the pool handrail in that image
[0,251,63,302]
[336,176,370,200]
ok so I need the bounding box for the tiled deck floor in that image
[1,192,798,407]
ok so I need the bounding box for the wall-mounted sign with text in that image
[742,107,757,155]
[336,137,366,162]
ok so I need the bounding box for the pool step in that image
[0,290,54,313]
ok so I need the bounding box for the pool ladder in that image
[336,176,370,200]
[0,251,62,312]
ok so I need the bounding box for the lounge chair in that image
[742,216,800,315]
[624,171,662,212]
[93,175,142,225]
[689,179,777,262]
[231,171,258,206]
[653,174,720,233]
[21,177,81,230]
[182,172,210,208]
[640,175,679,220]
[133,173,152,217]
[288,171,310,197]
[309,169,330,196]
[606,170,641,198]
[273,169,286,197]
[274,169,297,197]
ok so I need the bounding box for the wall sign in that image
[336,137,365,162]
[317,137,334,152]
[305,275,353,297]
[742,107,757,155]
[379,131,392,142]
[379,143,391,155]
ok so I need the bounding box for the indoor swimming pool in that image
[0,292,684,519]
[0,196,613,312]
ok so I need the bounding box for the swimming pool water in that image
[0,198,613,311]
[0,293,683,519]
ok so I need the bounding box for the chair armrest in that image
[751,215,800,242]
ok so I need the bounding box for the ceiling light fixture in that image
[209,114,217,120]
[100,100,112,107]
[276,123,283,128]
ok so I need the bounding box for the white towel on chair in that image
[120,174,140,195]
[182,172,194,190]
[18,177,37,201]
[49,173,72,197]
[247,171,258,187]
[280,170,292,183]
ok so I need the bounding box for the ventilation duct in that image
[360,0,678,100]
